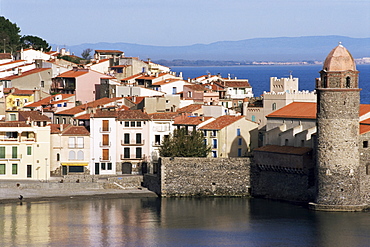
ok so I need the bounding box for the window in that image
[57,153,60,161]
[124,133,130,144]
[272,103,277,111]
[155,135,161,145]
[363,141,368,148]
[238,138,242,145]
[251,115,256,122]
[69,151,75,160]
[346,77,351,88]
[204,139,207,145]
[0,147,5,159]
[27,165,32,178]
[238,148,242,157]
[101,162,106,170]
[10,114,16,121]
[124,148,130,158]
[102,149,109,160]
[172,87,177,95]
[136,133,142,144]
[136,147,142,159]
[12,146,17,159]
[212,130,217,137]
[285,139,289,146]
[0,164,5,174]
[213,139,217,149]
[188,91,192,98]
[12,164,17,175]
[77,137,84,148]
[57,104,62,107]
[237,128,241,136]
[62,118,66,124]
[137,121,141,127]
[204,130,207,137]
[41,81,44,87]
[102,134,109,146]
[212,151,217,158]
[102,120,109,131]
[27,146,32,155]
[125,121,129,127]
[107,163,112,170]
[69,166,84,173]
[77,151,84,160]
[68,137,75,148]
[130,121,136,127]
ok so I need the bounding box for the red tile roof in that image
[9,88,35,96]
[0,121,31,127]
[224,80,251,88]
[49,124,89,135]
[254,145,312,155]
[152,78,183,86]
[267,102,370,119]
[184,84,207,91]
[0,53,12,59]
[18,111,51,122]
[148,112,179,120]
[173,116,213,126]
[25,94,74,108]
[117,110,149,120]
[95,50,123,54]
[56,70,89,78]
[177,104,203,113]
[360,124,370,135]
[0,68,50,80]
[199,115,244,130]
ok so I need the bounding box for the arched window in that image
[77,151,84,160]
[323,76,327,88]
[346,77,351,88]
[272,103,277,111]
[69,151,75,160]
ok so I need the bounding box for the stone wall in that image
[250,163,314,203]
[158,157,251,197]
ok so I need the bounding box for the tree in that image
[81,48,93,60]
[20,35,51,51]
[0,16,21,53]
[159,128,211,157]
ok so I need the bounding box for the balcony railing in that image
[99,156,111,162]
[99,127,111,133]
[0,154,22,160]
[121,140,145,146]
[99,142,111,147]
[68,144,85,149]
[120,154,144,160]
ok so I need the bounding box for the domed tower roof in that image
[323,43,356,71]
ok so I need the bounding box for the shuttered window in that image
[102,149,109,160]
[102,120,109,131]
[102,134,109,146]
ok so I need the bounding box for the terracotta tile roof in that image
[360,124,370,135]
[136,75,156,80]
[124,96,145,104]
[117,110,149,120]
[184,84,207,91]
[173,116,213,126]
[56,97,123,116]
[61,125,90,136]
[152,78,183,86]
[177,104,203,113]
[49,124,70,134]
[0,68,50,80]
[266,102,317,119]
[92,109,120,118]
[10,88,35,96]
[18,111,51,122]
[267,102,370,119]
[254,145,312,155]
[148,112,179,120]
[0,121,31,127]
[224,80,251,88]
[199,115,244,130]
[73,113,91,120]
[56,70,89,78]
[0,53,12,59]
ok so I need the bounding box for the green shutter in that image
[12,164,17,175]
[12,146,17,159]
[0,164,5,174]
[0,147,5,159]
[27,146,32,155]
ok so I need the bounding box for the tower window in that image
[346,77,351,88]
[272,103,276,111]
[363,141,368,148]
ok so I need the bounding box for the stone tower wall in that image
[316,89,362,205]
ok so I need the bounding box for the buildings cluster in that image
[0,48,263,180]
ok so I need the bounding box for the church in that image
[253,44,370,211]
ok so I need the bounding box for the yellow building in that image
[5,88,35,112]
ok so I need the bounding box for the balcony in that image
[120,154,145,160]
[121,139,145,146]
[99,142,111,147]
[0,154,22,160]
[99,156,111,162]
[99,127,111,133]
[68,144,85,149]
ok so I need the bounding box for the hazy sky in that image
[1,0,369,46]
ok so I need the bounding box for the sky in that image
[1,0,369,47]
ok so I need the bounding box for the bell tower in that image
[310,43,367,211]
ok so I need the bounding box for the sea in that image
[171,64,370,103]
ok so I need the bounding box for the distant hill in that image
[53,36,370,62]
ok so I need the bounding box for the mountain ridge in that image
[53,35,370,62]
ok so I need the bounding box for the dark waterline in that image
[0,197,369,247]
[171,64,370,104]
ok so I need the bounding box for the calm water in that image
[172,64,370,103]
[0,198,369,247]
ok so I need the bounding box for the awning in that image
[61,163,88,166]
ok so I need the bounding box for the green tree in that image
[0,16,21,53]
[81,48,93,60]
[159,128,211,157]
[20,35,51,51]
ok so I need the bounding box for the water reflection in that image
[0,198,368,246]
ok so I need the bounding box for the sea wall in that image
[154,157,252,197]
